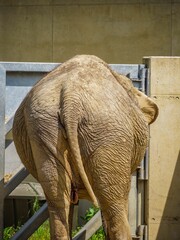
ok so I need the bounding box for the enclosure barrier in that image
[0,62,148,239]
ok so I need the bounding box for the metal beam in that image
[4,167,29,198]
[5,116,14,135]
[10,202,49,240]
[73,211,102,240]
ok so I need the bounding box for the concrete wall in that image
[0,0,180,63]
[144,57,180,240]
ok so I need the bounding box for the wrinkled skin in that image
[13,55,158,240]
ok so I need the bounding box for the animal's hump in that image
[59,54,110,73]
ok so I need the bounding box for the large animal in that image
[13,55,158,240]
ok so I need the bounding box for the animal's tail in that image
[60,101,98,207]
[68,125,98,207]
[13,100,38,180]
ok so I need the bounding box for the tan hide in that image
[135,90,159,125]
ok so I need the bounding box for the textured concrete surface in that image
[0,1,180,63]
[172,4,180,56]
[144,57,180,240]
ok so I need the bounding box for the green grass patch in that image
[73,206,105,240]
[3,201,105,239]
[3,225,20,240]
[29,220,50,240]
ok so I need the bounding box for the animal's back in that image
[12,55,110,180]
[13,54,148,182]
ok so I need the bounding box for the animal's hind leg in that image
[86,146,132,240]
[30,141,72,240]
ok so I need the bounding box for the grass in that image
[89,227,105,240]
[3,226,20,240]
[29,221,50,240]
[72,206,105,240]
[3,200,105,240]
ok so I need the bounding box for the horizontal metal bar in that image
[0,62,145,79]
[10,202,49,240]
[132,236,141,239]
[0,62,59,72]
[130,79,143,82]
[4,167,29,198]
[73,211,102,240]
[110,64,145,79]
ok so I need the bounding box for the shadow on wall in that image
[157,151,180,240]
